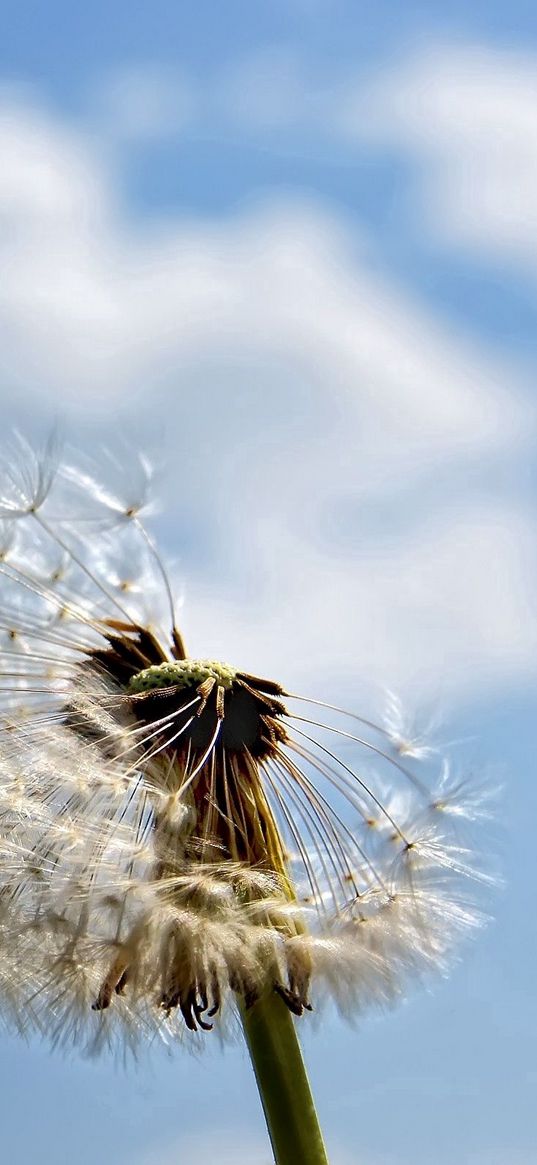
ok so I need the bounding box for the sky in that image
[0,2,536,1163]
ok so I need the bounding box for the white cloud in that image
[0,88,107,223]
[0,89,535,702]
[84,42,537,275]
[220,39,537,270]
[340,44,537,267]
[181,501,537,701]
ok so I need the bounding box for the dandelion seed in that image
[0,433,60,519]
[382,689,442,760]
[0,442,492,1163]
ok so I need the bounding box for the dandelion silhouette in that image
[0,438,490,1164]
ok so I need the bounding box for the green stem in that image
[240,993,330,1165]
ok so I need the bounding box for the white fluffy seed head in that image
[0,442,494,1057]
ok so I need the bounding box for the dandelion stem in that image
[240,992,330,1165]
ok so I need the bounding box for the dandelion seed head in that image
[0,440,494,1057]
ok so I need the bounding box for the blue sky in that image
[0,2,536,1163]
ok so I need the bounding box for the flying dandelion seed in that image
[0,437,490,1079]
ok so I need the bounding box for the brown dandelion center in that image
[123,653,292,876]
[83,632,311,1023]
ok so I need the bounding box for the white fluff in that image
[0,442,492,1056]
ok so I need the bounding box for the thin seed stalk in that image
[240,992,330,1165]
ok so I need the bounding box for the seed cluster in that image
[129,659,237,694]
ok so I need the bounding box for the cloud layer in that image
[0,80,535,703]
[342,43,537,266]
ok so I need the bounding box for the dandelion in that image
[0,440,490,1164]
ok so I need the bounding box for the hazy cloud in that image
[341,43,537,266]
[0,87,534,702]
